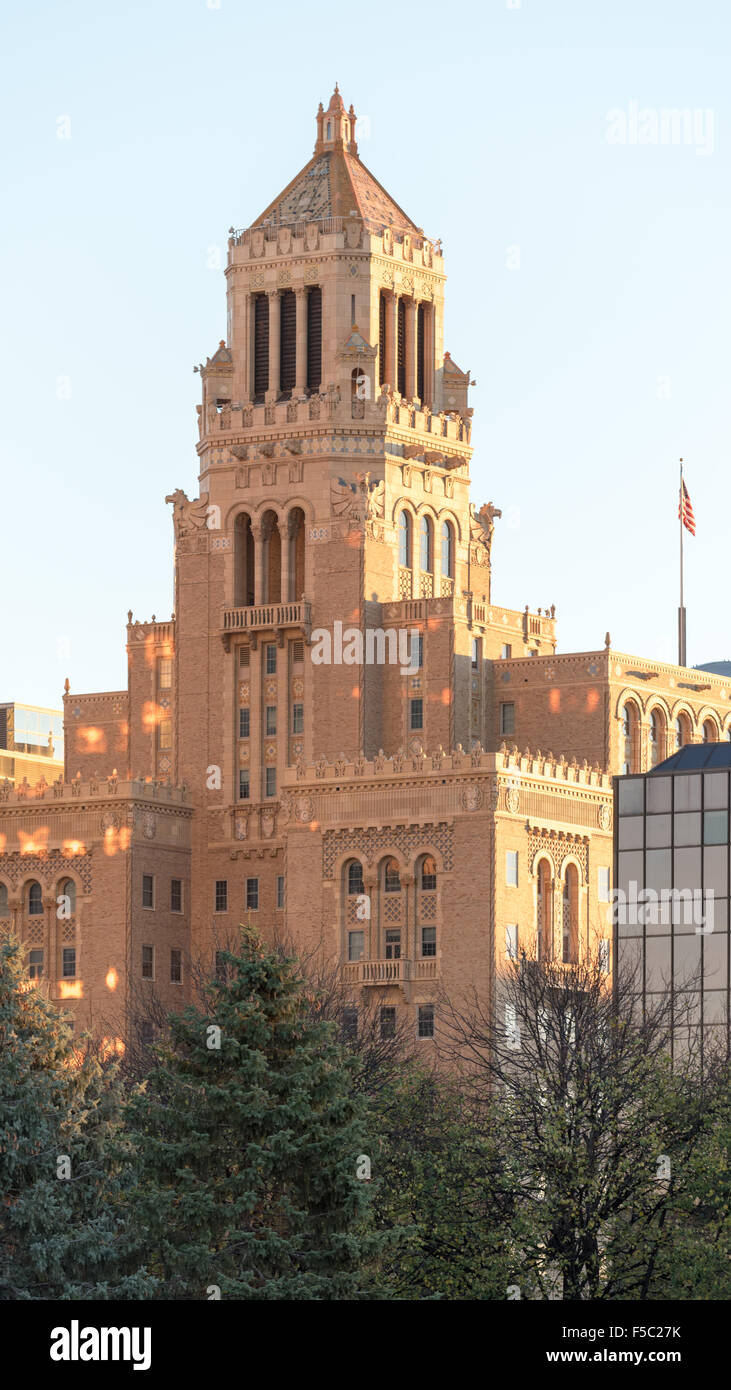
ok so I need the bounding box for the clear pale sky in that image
[2,0,729,711]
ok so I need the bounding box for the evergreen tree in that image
[0,935,139,1300]
[120,926,381,1299]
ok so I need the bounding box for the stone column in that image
[404,299,418,399]
[387,292,398,390]
[363,870,377,962]
[251,522,264,606]
[266,289,280,403]
[295,287,308,394]
[401,872,415,962]
[279,514,292,606]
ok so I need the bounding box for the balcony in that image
[220,600,311,650]
[343,957,439,987]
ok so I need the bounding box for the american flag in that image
[679,480,696,536]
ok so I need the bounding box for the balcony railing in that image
[220,601,312,645]
[343,957,438,986]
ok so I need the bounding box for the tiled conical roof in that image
[249,88,421,236]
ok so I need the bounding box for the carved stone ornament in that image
[506,786,520,814]
[143,813,156,840]
[296,795,315,823]
[461,785,483,813]
[165,488,210,540]
[598,803,612,831]
[234,814,248,841]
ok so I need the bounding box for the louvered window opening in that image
[253,294,269,401]
[307,286,322,392]
[397,298,406,396]
[378,292,387,385]
[279,290,296,396]
[417,302,425,402]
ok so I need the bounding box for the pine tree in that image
[120,926,381,1299]
[0,935,140,1300]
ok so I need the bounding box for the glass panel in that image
[674,812,701,846]
[674,774,701,811]
[703,845,727,896]
[618,816,644,850]
[646,814,671,848]
[646,849,671,892]
[645,937,671,991]
[617,850,643,897]
[704,810,728,845]
[704,990,728,1025]
[704,772,729,810]
[618,779,644,815]
[647,777,672,813]
[617,937,643,983]
[674,935,701,988]
[673,847,701,891]
[703,935,727,990]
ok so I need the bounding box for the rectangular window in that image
[215,880,228,913]
[380,1006,396,1039]
[158,718,172,750]
[29,948,43,980]
[378,291,387,386]
[140,1021,154,1047]
[158,658,172,689]
[265,644,276,675]
[385,929,401,960]
[505,923,518,959]
[506,851,518,887]
[239,645,250,668]
[170,948,182,983]
[265,767,277,798]
[597,867,610,902]
[141,945,154,980]
[348,930,365,962]
[411,633,424,670]
[276,875,285,909]
[292,703,304,734]
[279,288,296,395]
[471,638,479,670]
[246,878,259,911]
[142,874,154,909]
[342,1005,358,1042]
[418,1004,435,1039]
[421,925,437,957]
[500,702,515,737]
[599,939,610,974]
[501,644,512,659]
[417,301,425,402]
[239,708,250,739]
[265,706,277,736]
[239,771,250,801]
[306,285,322,392]
[171,878,182,913]
[410,698,423,731]
[253,293,269,400]
[704,809,728,845]
[215,951,227,982]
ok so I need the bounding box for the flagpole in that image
[678,457,686,667]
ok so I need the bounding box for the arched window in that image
[703,719,718,744]
[398,511,412,568]
[536,860,552,961]
[347,861,364,896]
[674,713,691,750]
[562,864,579,964]
[419,516,433,573]
[0,883,8,916]
[441,521,453,578]
[421,856,437,891]
[326,120,331,139]
[28,881,43,916]
[59,878,76,915]
[649,709,666,768]
[620,702,640,774]
[384,858,401,893]
[234,512,255,607]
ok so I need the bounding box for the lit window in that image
[158,658,172,689]
[158,718,172,750]
[421,856,437,891]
